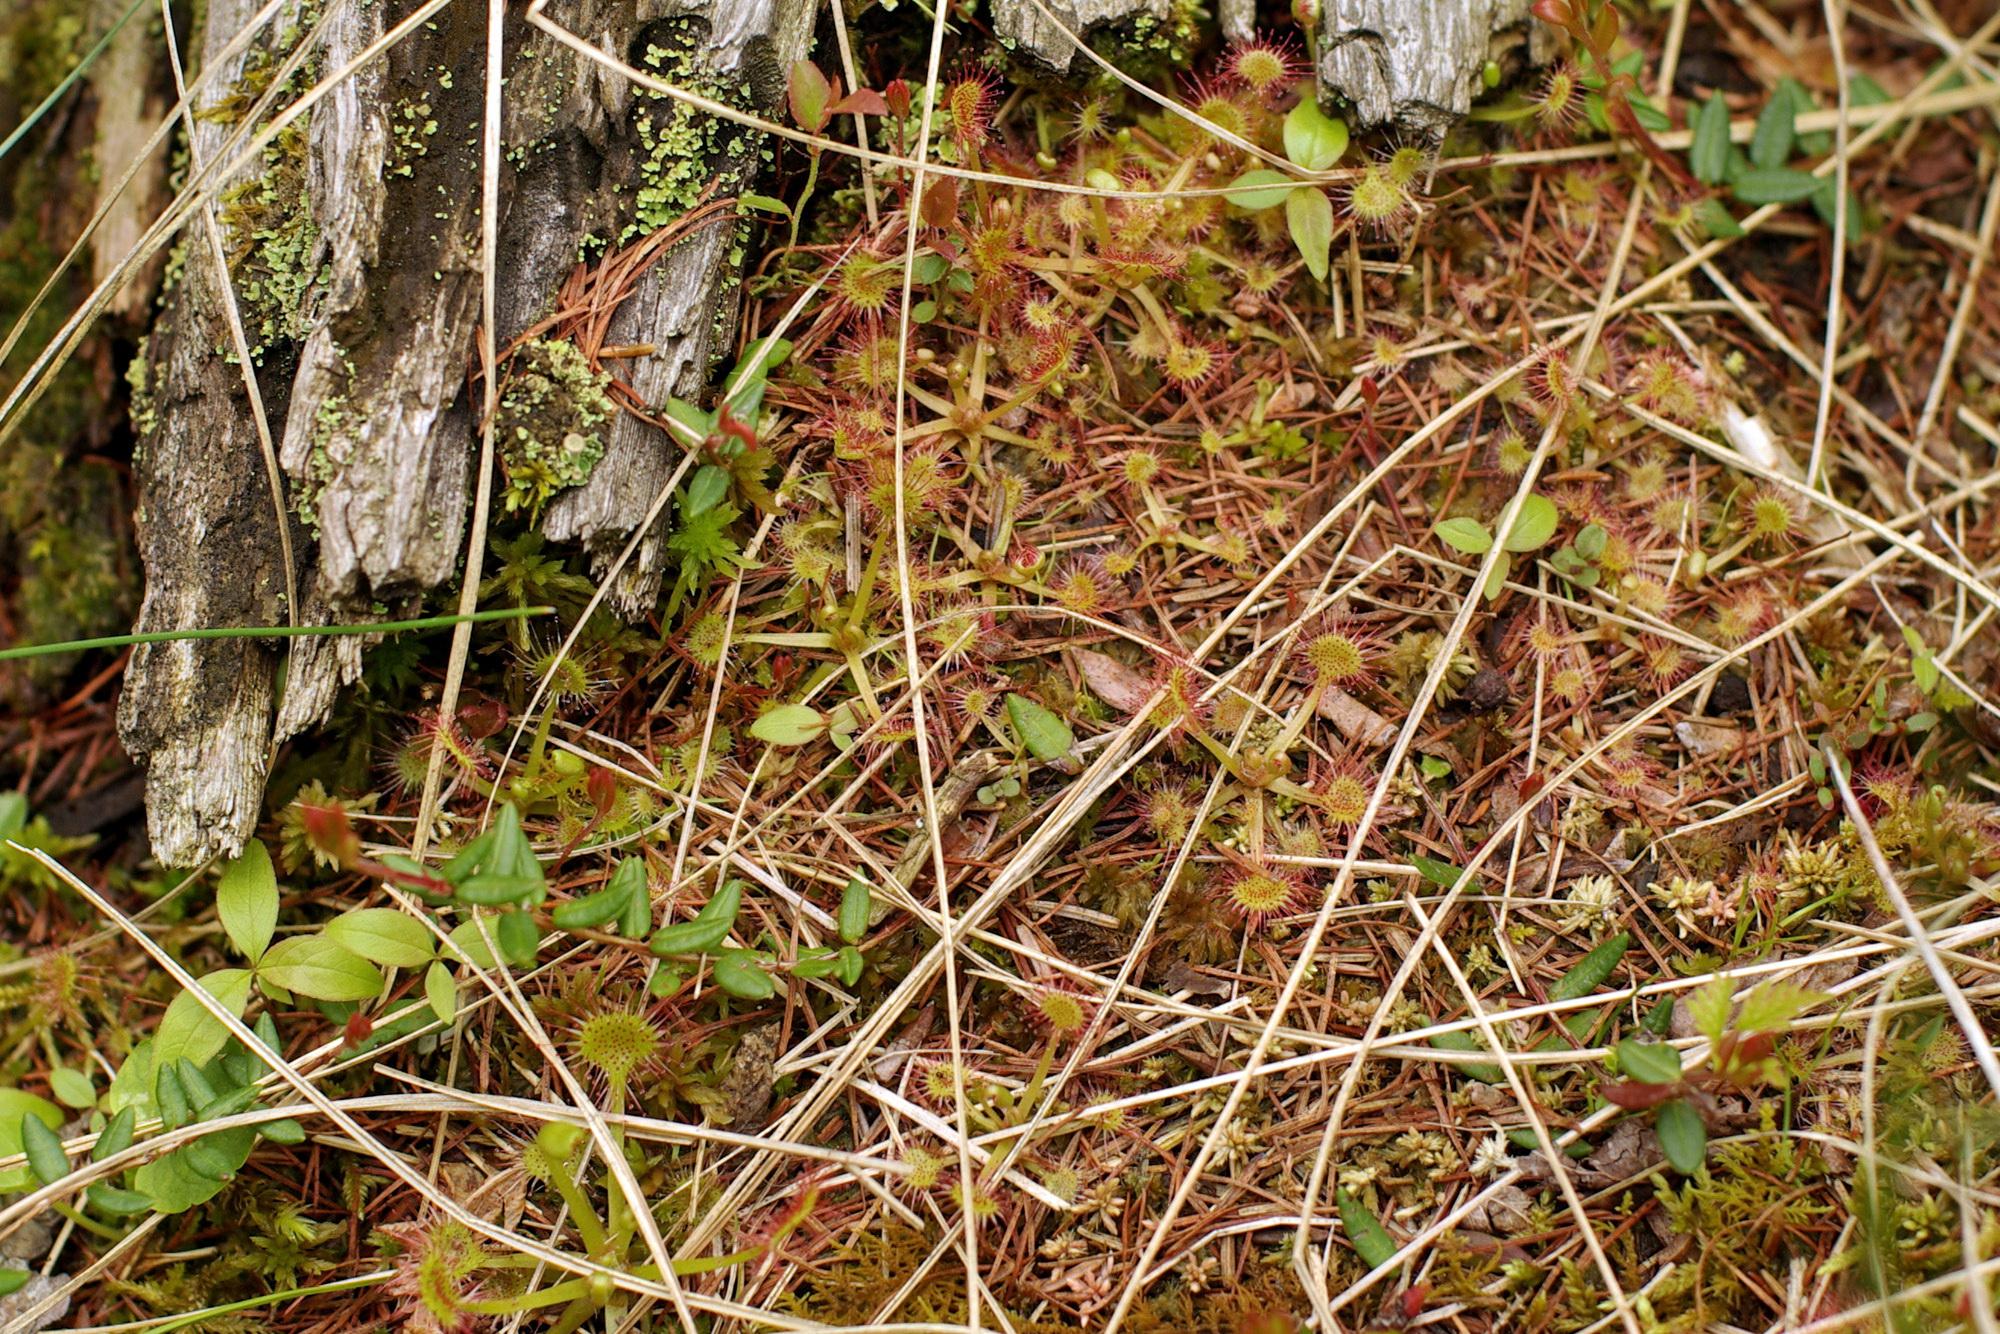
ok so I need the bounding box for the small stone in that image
[1710,672,1752,715]
[1462,668,1510,711]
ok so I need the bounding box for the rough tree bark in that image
[1316,0,1551,138]
[121,0,812,865]
[119,0,1528,865]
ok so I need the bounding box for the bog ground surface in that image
[4,1,2000,1332]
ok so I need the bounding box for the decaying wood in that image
[990,0,1173,76]
[1316,0,1547,137]
[122,0,819,863]
[543,0,815,612]
[116,0,289,868]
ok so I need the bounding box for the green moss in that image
[495,338,614,519]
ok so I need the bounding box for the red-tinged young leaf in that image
[1599,1079,1682,1110]
[788,60,834,132]
[920,176,959,230]
[829,88,888,117]
[587,765,617,816]
[883,78,911,119]
[298,803,360,868]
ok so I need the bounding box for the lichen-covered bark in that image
[1316,0,1548,137]
[116,0,289,867]
[542,0,815,613]
[990,0,1173,77]
[123,0,816,861]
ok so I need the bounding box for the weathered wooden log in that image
[990,0,1175,76]
[543,0,815,612]
[116,0,290,868]
[122,0,816,862]
[1316,0,1548,138]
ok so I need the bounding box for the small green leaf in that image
[1574,522,1607,560]
[1223,168,1292,211]
[425,960,457,1024]
[684,465,732,519]
[713,949,776,1000]
[217,840,279,962]
[48,1067,94,1109]
[0,1090,63,1191]
[1285,186,1333,283]
[443,920,498,970]
[1690,95,1732,184]
[323,908,436,969]
[737,193,792,218]
[1336,1190,1399,1269]
[750,703,828,747]
[1429,1028,1503,1082]
[1550,933,1630,1001]
[837,876,871,945]
[1503,494,1560,552]
[1615,1039,1683,1085]
[93,1107,135,1163]
[1693,196,1744,238]
[1749,90,1796,170]
[911,253,949,284]
[1410,854,1463,887]
[494,909,539,966]
[88,1183,155,1214]
[1732,167,1823,204]
[834,945,865,986]
[0,1269,29,1296]
[552,859,646,931]
[649,879,742,956]
[1433,516,1493,554]
[1482,550,1512,600]
[20,1112,68,1185]
[154,969,254,1071]
[1655,1097,1707,1173]
[1005,694,1075,761]
[257,936,385,1002]
[1282,98,1348,171]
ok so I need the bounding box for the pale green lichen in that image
[386,97,439,177]
[626,29,750,240]
[125,336,157,439]
[495,338,615,518]
[293,392,349,534]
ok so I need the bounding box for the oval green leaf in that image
[1282,98,1348,171]
[1732,167,1822,204]
[1223,168,1292,211]
[750,703,827,747]
[837,876,871,945]
[1690,95,1731,185]
[1005,694,1074,761]
[1655,1096,1707,1173]
[257,936,385,1002]
[323,908,437,969]
[713,949,776,1000]
[217,840,278,962]
[1615,1038,1683,1085]
[154,968,254,1071]
[48,1067,94,1109]
[1285,185,1333,284]
[1432,516,1493,554]
[425,960,457,1024]
[1502,494,1560,552]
